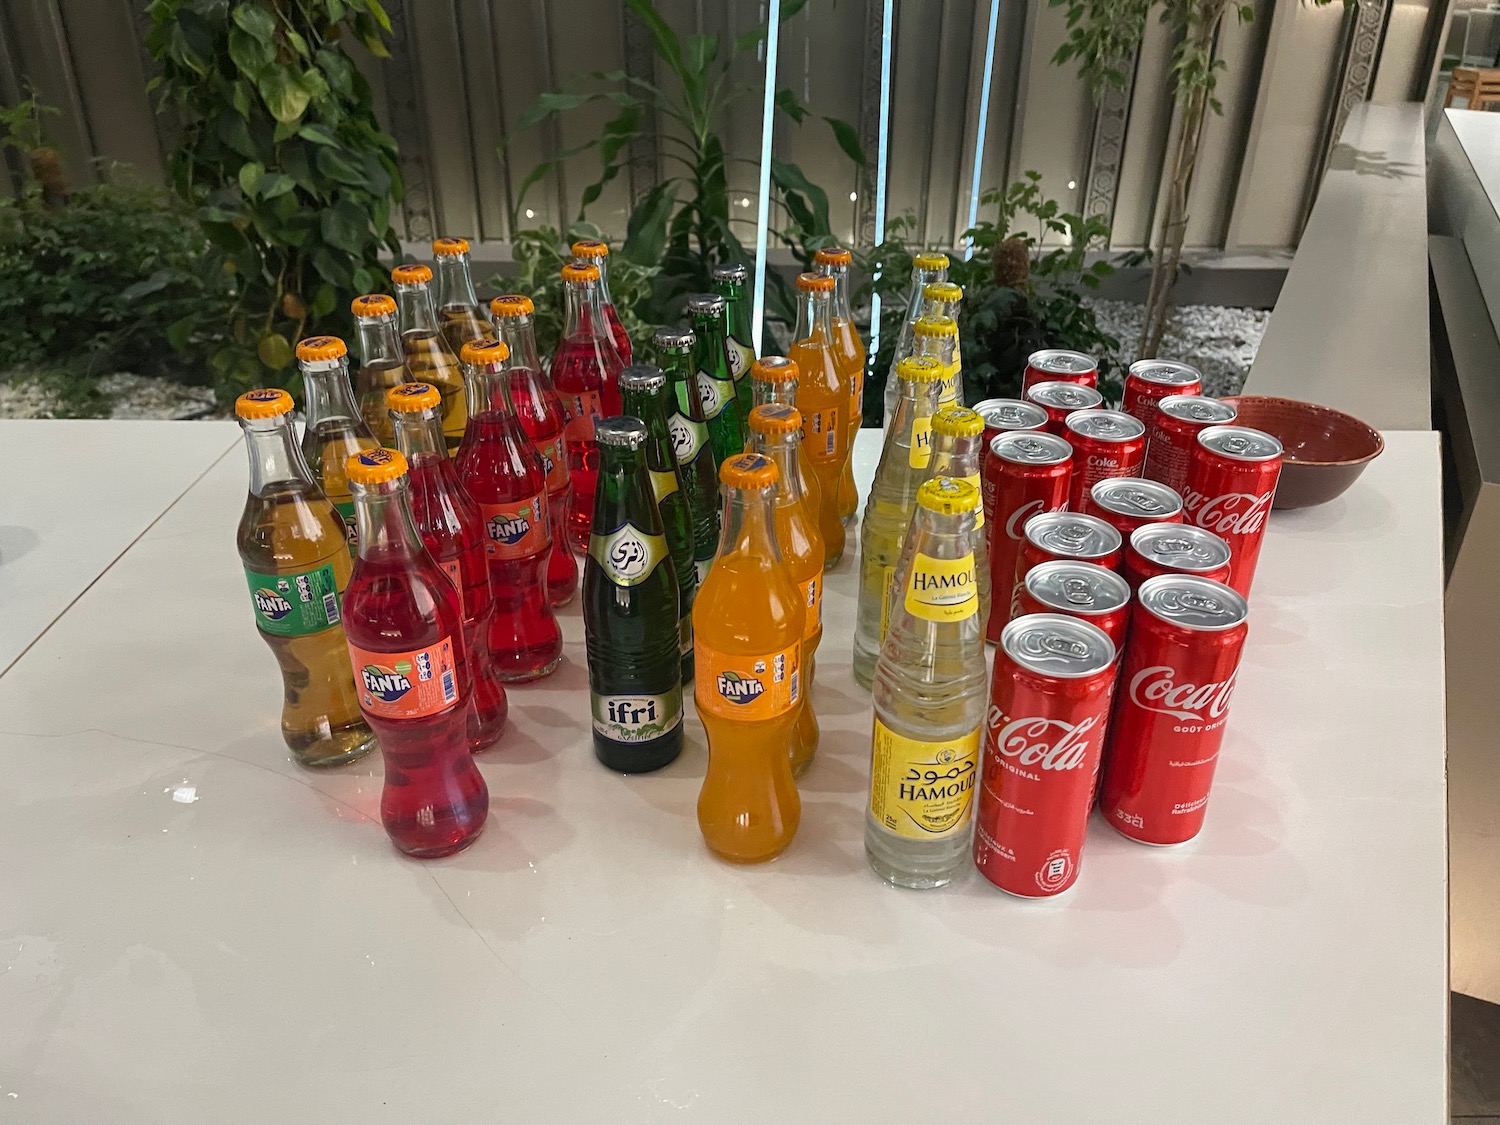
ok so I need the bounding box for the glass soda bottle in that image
[296,335,377,553]
[922,405,991,636]
[789,272,851,566]
[234,388,375,768]
[711,262,756,426]
[746,404,824,778]
[342,448,489,857]
[552,261,624,553]
[749,355,822,518]
[866,476,987,888]
[392,263,468,452]
[350,293,411,446]
[386,381,509,753]
[913,314,964,411]
[884,253,950,425]
[584,417,685,772]
[432,237,491,356]
[619,365,698,683]
[688,293,745,468]
[456,337,564,681]
[654,326,720,583]
[853,354,945,688]
[815,246,867,525]
[694,452,804,863]
[570,239,633,363]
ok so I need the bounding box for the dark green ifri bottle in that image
[584,417,685,773]
[711,263,756,430]
[619,364,699,683]
[654,326,720,583]
[687,293,744,468]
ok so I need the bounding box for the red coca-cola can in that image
[1063,409,1147,509]
[974,613,1118,897]
[1025,380,1103,438]
[1083,476,1183,542]
[1142,395,1237,494]
[976,399,1049,527]
[1099,575,1249,845]
[1122,359,1202,432]
[1182,425,1282,598]
[1022,349,1099,393]
[985,431,1073,642]
[1011,511,1122,619]
[1015,560,1131,649]
[1124,523,1232,590]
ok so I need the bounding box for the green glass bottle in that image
[619,364,699,683]
[583,417,685,773]
[687,293,744,467]
[712,263,756,430]
[654,326,720,583]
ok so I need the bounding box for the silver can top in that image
[991,430,1072,467]
[1065,408,1146,443]
[594,416,648,449]
[1129,523,1233,572]
[1089,477,1183,520]
[686,293,727,316]
[976,398,1048,432]
[1024,560,1130,616]
[1158,394,1238,426]
[711,262,748,283]
[1128,359,1202,387]
[1137,574,1248,631]
[652,326,696,351]
[618,364,667,394]
[1023,511,1122,559]
[1001,613,1116,678]
[1197,424,1283,462]
[1028,349,1098,375]
[1026,381,1104,411]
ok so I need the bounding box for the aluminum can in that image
[985,431,1073,642]
[1124,523,1232,590]
[1143,395,1237,494]
[1011,511,1122,618]
[1022,349,1099,393]
[1015,560,1131,649]
[1083,476,1183,542]
[1183,425,1282,598]
[1099,575,1249,845]
[973,613,1118,897]
[1122,360,1202,432]
[976,399,1049,527]
[1025,380,1103,438]
[1063,409,1147,509]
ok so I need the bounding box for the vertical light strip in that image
[751,0,781,354]
[868,0,895,363]
[964,0,1001,260]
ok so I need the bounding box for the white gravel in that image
[0,372,219,420]
[1085,300,1270,397]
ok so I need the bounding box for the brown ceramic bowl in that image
[1219,396,1384,509]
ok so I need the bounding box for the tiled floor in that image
[1453,992,1500,1121]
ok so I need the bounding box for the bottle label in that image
[849,367,864,423]
[680,614,694,657]
[694,557,712,584]
[591,689,683,744]
[562,389,603,444]
[805,575,822,640]
[905,552,978,623]
[648,468,679,503]
[333,499,358,551]
[878,564,896,641]
[668,412,709,464]
[908,416,934,468]
[965,473,985,528]
[696,370,734,420]
[802,405,842,462]
[245,564,341,637]
[539,433,569,492]
[727,338,753,380]
[479,493,550,560]
[695,642,801,721]
[588,522,670,586]
[869,719,981,839]
[439,558,462,591]
[348,636,461,720]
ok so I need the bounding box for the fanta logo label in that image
[1184,488,1272,535]
[986,710,1097,771]
[489,511,533,545]
[716,670,765,705]
[253,588,293,619]
[1005,499,1047,541]
[1128,665,1237,722]
[361,664,413,703]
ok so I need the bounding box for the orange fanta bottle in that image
[694,452,805,862]
[815,247,867,525]
[787,272,849,567]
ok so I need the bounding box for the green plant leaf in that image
[516,91,594,131]
[625,0,685,79]
[238,161,265,197]
[297,123,339,146]
[319,200,369,255]
[259,70,312,125]
[733,0,809,52]
[623,181,677,265]
[775,88,808,124]
[315,145,366,185]
[258,172,296,199]
[822,116,867,167]
[231,4,276,43]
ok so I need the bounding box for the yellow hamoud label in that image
[904,552,978,622]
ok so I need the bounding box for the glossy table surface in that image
[0,427,1447,1124]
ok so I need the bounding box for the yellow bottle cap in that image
[346,447,408,485]
[913,252,950,271]
[720,451,779,489]
[561,262,600,284]
[571,239,610,259]
[896,355,944,383]
[917,476,980,514]
[392,263,433,285]
[351,293,396,318]
[235,387,294,420]
[432,236,470,256]
[747,403,802,435]
[386,382,441,412]
[914,315,958,338]
[489,294,534,318]
[750,355,799,384]
[795,272,836,293]
[459,337,510,367]
[933,405,984,439]
[295,335,348,363]
[814,246,852,267]
[923,282,963,304]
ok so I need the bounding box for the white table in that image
[0,428,1447,1124]
[0,420,239,676]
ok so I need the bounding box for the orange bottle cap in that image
[896,355,945,382]
[571,239,610,259]
[933,405,984,439]
[561,261,600,284]
[346,447,409,485]
[386,382,441,412]
[795,272,835,293]
[432,236,471,256]
[489,294,535,318]
[351,293,397,318]
[391,263,433,285]
[913,252,950,271]
[913,315,958,338]
[748,403,802,435]
[750,355,799,383]
[814,246,852,267]
[720,451,779,489]
[295,335,348,363]
[923,281,964,303]
[917,476,979,514]
[235,387,295,420]
[459,337,510,367]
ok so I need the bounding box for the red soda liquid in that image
[603,302,632,365]
[550,319,622,554]
[508,366,579,606]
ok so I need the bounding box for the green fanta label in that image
[591,690,683,744]
[333,499,357,553]
[245,564,341,636]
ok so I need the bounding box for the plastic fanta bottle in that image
[747,404,824,777]
[571,239,633,363]
[815,246,866,524]
[584,417,685,772]
[552,261,624,553]
[392,263,468,451]
[788,272,850,566]
[234,389,375,768]
[710,262,756,425]
[489,294,578,606]
[884,253,950,425]
[456,337,564,681]
[655,326,719,582]
[296,335,377,553]
[694,452,804,863]
[432,237,490,355]
[342,448,489,857]
[688,293,744,468]
[351,293,411,446]
[923,406,991,636]
[913,315,964,411]
[387,382,509,753]
[748,355,822,518]
[866,477,987,888]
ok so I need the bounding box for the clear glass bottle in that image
[815,246,867,524]
[788,272,850,566]
[923,405,991,636]
[688,293,745,468]
[866,476,987,888]
[913,314,964,411]
[655,326,719,582]
[296,335,377,554]
[571,239,633,363]
[392,263,469,451]
[884,253,950,425]
[711,262,756,425]
[351,293,410,446]
[432,237,491,356]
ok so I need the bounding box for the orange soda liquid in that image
[788,332,849,566]
[831,315,866,523]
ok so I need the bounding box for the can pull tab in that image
[1059,578,1095,607]
[1220,435,1253,456]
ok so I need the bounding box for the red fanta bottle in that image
[490,293,578,606]
[386,381,508,753]
[571,239,633,364]
[456,337,565,681]
[342,447,489,858]
[551,261,624,554]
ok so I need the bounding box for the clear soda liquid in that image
[402,330,469,452]
[354,358,409,446]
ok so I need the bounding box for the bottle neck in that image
[396,282,442,336]
[748,432,807,505]
[692,311,728,355]
[593,257,615,305]
[391,408,450,465]
[563,281,609,341]
[598,442,646,512]
[915,334,955,366]
[904,506,974,561]
[302,361,361,427]
[890,379,942,436]
[716,484,781,564]
[240,414,316,496]
[929,432,981,480]
[434,255,479,310]
[820,265,853,319]
[793,291,833,342]
[906,268,944,323]
[355,315,404,369]
[352,478,427,561]
[751,377,796,409]
[496,314,544,372]
[660,350,698,414]
[462,363,513,417]
[620,386,667,431]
